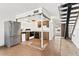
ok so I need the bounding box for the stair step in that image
[61,19,76,22]
[61,11,79,16]
[61,13,78,18]
[60,3,77,8]
[69,23,75,24]
[61,15,77,19]
[69,24,75,25]
[60,6,79,12]
[60,3,69,7]
[71,6,79,10]
[61,17,77,20]
[60,11,79,16]
[61,22,66,24]
[61,20,76,23]
[61,21,75,24]
[72,4,79,8]
[60,4,79,12]
[71,9,79,12]
[69,21,76,23]
[59,7,68,10]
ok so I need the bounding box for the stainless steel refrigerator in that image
[4,21,21,47]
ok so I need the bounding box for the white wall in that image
[0,20,4,46]
[69,25,74,37]
[49,18,54,40]
[72,16,79,48]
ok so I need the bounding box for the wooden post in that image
[41,14,44,48]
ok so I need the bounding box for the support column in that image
[41,14,43,48]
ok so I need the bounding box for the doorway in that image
[61,24,66,37]
[22,33,26,42]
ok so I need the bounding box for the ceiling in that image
[0,3,61,21]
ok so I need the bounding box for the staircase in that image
[59,3,79,39]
